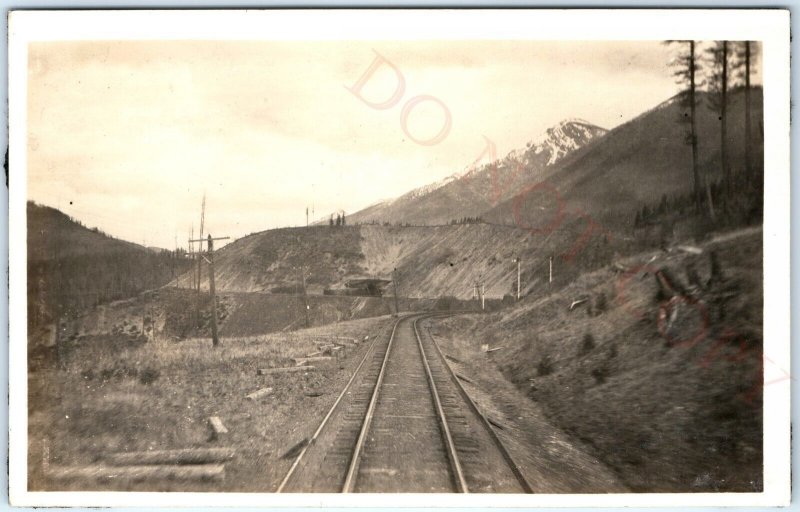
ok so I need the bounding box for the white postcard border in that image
[8,8,791,507]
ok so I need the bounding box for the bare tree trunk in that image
[690,41,700,211]
[744,41,752,175]
[721,41,729,200]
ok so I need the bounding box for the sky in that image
[27,40,732,249]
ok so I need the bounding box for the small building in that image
[324,276,392,297]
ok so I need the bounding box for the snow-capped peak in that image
[390,119,606,203]
[527,119,607,165]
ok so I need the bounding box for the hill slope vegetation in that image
[27,202,191,339]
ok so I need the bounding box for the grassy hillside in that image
[178,223,605,301]
[436,227,763,491]
[190,225,364,294]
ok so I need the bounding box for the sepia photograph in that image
[8,9,791,507]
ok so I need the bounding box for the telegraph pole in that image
[392,268,400,316]
[481,282,485,311]
[197,194,205,295]
[300,266,310,328]
[173,232,178,287]
[207,235,219,346]
[514,257,521,300]
[189,234,230,347]
[549,256,553,285]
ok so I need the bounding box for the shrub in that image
[594,292,608,314]
[579,333,595,356]
[591,364,610,385]
[537,355,554,377]
[138,367,161,385]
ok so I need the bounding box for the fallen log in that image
[245,387,273,400]
[294,356,332,365]
[106,448,235,466]
[258,366,315,375]
[46,464,225,482]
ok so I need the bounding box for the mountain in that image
[181,87,764,302]
[484,87,764,228]
[346,119,608,226]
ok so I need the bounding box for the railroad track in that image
[277,314,532,493]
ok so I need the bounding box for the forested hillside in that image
[27,202,192,337]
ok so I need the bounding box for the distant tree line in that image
[28,249,193,333]
[449,216,484,225]
[329,212,347,226]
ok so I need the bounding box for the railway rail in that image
[277,313,532,493]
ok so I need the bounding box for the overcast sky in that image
[28,40,726,249]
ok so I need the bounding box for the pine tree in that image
[733,41,756,175]
[706,41,731,199]
[665,40,702,211]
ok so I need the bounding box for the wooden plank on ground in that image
[258,366,315,375]
[295,356,332,365]
[208,416,229,437]
[46,464,225,482]
[245,387,273,400]
[677,244,703,255]
[106,448,235,466]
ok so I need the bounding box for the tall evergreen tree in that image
[733,41,756,175]
[706,41,731,199]
[665,40,702,211]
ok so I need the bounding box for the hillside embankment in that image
[432,227,764,492]
[176,222,611,301]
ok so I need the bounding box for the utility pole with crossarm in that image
[189,234,230,346]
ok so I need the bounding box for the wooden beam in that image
[47,464,226,482]
[106,448,235,466]
[245,387,273,400]
[293,356,332,366]
[208,417,229,439]
[258,366,315,375]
